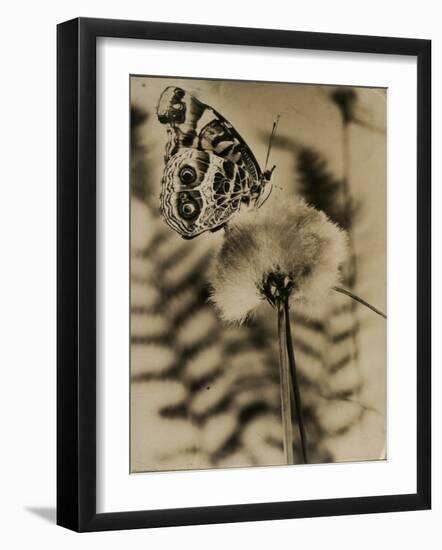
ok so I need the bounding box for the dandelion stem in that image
[283,297,308,464]
[332,286,387,319]
[277,300,295,465]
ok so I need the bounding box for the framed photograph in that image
[57,17,431,532]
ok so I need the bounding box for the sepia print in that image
[130,75,387,473]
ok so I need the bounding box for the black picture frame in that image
[57,17,431,532]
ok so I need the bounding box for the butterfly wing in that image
[198,109,261,180]
[157,87,273,238]
[157,86,206,161]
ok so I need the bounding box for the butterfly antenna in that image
[264,114,280,175]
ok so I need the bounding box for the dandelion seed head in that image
[209,199,348,322]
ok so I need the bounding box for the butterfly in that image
[157,86,277,239]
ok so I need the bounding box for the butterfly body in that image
[157,86,274,239]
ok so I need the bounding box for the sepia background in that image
[130,76,386,473]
